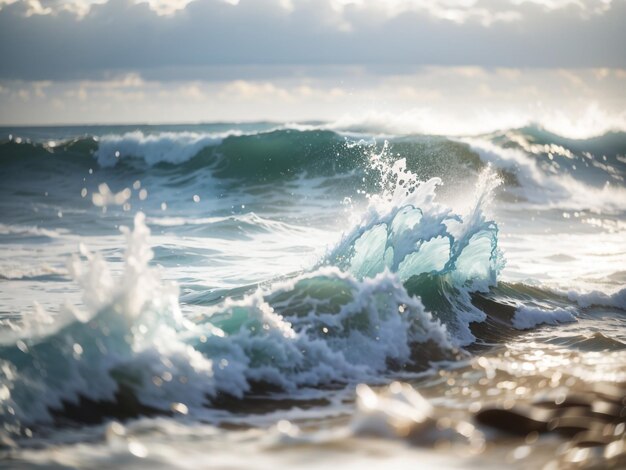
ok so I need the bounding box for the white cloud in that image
[0,0,616,20]
[178,83,206,99]
[0,0,190,17]
[0,67,624,138]
[17,88,30,100]
[220,80,293,101]
[90,73,146,88]
[137,0,194,15]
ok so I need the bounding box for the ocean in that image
[0,122,625,468]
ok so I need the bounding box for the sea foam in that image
[95,131,236,167]
[0,211,453,430]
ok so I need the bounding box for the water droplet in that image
[72,343,83,356]
[171,402,188,415]
[128,441,148,458]
[107,421,126,437]
[276,420,294,434]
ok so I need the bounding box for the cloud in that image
[0,66,625,138]
[0,0,191,17]
[0,0,624,82]
[1,0,616,19]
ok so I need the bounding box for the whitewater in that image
[0,123,625,469]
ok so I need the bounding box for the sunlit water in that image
[0,123,624,468]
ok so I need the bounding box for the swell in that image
[496,126,626,160]
[487,128,626,189]
[2,126,624,198]
[0,138,97,171]
[462,128,626,213]
[0,129,489,185]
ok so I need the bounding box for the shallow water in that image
[0,123,624,468]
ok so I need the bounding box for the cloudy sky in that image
[0,0,624,134]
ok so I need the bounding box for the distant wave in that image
[95,130,239,167]
[320,109,626,140]
[1,125,625,214]
[0,223,69,239]
[565,287,626,310]
[464,136,626,213]
[512,306,576,330]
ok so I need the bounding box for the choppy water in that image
[0,123,625,469]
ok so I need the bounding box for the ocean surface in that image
[0,122,625,468]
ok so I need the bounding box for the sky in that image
[0,0,624,134]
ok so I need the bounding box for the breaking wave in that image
[1,123,625,434]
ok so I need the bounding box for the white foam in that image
[351,381,434,439]
[566,287,626,310]
[0,213,452,428]
[322,107,626,140]
[0,264,65,280]
[463,138,626,214]
[512,306,576,330]
[95,131,240,167]
[0,223,68,239]
[326,142,503,345]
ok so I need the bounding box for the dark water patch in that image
[211,387,332,415]
[476,381,626,439]
[468,293,520,345]
[51,383,168,428]
[487,282,571,306]
[0,139,97,174]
